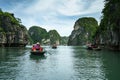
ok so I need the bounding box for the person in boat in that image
[91,43,98,48]
[52,43,57,48]
[86,42,93,50]
[35,42,41,50]
[86,42,92,47]
[32,42,43,52]
[32,44,36,51]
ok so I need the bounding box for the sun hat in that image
[36,42,40,44]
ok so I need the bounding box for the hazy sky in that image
[0,0,104,36]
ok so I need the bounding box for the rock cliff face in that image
[0,9,28,47]
[68,17,98,46]
[96,0,120,50]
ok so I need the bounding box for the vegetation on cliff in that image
[28,26,49,44]
[95,0,120,50]
[28,27,61,45]
[0,9,29,47]
[60,36,69,45]
[48,30,61,45]
[76,17,98,40]
[68,17,98,46]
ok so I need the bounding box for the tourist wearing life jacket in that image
[39,47,43,52]
[32,44,36,51]
[34,42,41,50]
[34,42,43,52]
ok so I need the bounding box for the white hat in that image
[37,42,40,44]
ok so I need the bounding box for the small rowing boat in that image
[30,50,46,55]
[52,46,57,49]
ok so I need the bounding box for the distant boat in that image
[52,46,57,49]
[52,44,57,49]
[93,47,102,51]
[87,46,93,50]
[87,46,101,51]
[86,42,102,51]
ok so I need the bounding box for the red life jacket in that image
[39,47,43,52]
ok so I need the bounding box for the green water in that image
[0,46,120,80]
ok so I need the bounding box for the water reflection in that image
[71,47,105,80]
[0,47,27,80]
[0,47,26,61]
[100,50,120,80]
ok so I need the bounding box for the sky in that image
[0,0,105,36]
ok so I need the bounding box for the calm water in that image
[0,46,120,80]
